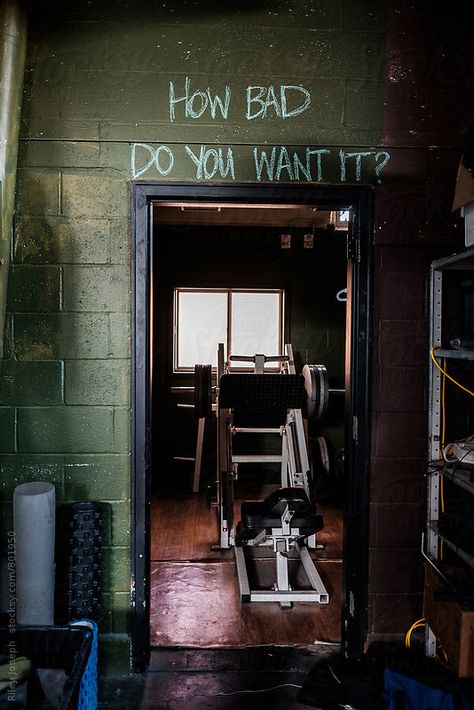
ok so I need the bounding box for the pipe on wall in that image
[0,0,27,358]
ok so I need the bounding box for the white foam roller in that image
[13,482,55,625]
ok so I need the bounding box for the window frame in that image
[173,286,285,372]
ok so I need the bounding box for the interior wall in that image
[368,4,471,637]
[0,0,471,666]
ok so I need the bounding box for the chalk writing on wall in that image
[131,78,391,182]
[168,78,312,122]
[131,143,391,183]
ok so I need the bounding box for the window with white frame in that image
[174,288,285,370]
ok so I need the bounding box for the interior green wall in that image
[0,0,386,668]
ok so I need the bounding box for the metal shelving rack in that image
[426,246,474,655]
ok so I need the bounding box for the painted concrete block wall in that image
[1,164,131,638]
[0,1,387,662]
[0,0,472,662]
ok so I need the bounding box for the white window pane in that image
[230,292,281,365]
[177,291,227,368]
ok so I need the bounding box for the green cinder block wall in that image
[1,0,388,668]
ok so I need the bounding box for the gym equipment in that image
[174,355,331,494]
[172,364,214,493]
[13,481,56,625]
[214,343,329,607]
[302,363,329,420]
[56,501,103,624]
[194,363,213,419]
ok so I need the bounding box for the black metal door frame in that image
[131,181,373,670]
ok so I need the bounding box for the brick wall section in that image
[367,0,472,636]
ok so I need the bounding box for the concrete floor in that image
[99,646,336,709]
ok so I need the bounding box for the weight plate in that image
[194,364,213,418]
[316,436,330,475]
[312,436,337,502]
[302,364,329,420]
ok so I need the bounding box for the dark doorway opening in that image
[131,183,373,670]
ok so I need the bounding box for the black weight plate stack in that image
[302,364,329,420]
[194,363,212,418]
[58,501,103,622]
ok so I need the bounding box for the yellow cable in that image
[405,618,426,648]
[437,642,450,666]
[405,619,450,665]
[430,346,474,397]
[405,623,425,648]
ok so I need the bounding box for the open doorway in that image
[131,183,372,669]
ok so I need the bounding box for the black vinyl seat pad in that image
[239,487,323,535]
[218,373,306,427]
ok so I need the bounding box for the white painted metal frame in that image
[216,342,328,605]
[234,534,329,605]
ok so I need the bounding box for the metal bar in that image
[285,420,298,488]
[173,456,194,461]
[285,344,296,374]
[297,543,330,603]
[229,355,289,363]
[234,545,251,603]
[427,268,442,562]
[231,454,283,463]
[232,427,282,434]
[293,409,311,496]
[430,247,474,271]
[276,541,290,591]
[227,294,232,365]
[192,417,205,493]
[420,532,454,589]
[429,523,474,570]
[249,590,329,603]
[440,467,474,496]
[177,403,194,409]
[281,431,289,487]
[433,349,474,361]
[216,343,233,548]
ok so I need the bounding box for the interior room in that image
[1,0,474,707]
[150,202,348,647]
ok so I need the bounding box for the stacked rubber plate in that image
[302,364,329,420]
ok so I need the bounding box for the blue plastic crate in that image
[69,620,98,710]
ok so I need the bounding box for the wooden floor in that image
[150,487,343,648]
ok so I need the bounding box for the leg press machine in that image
[212,343,329,607]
